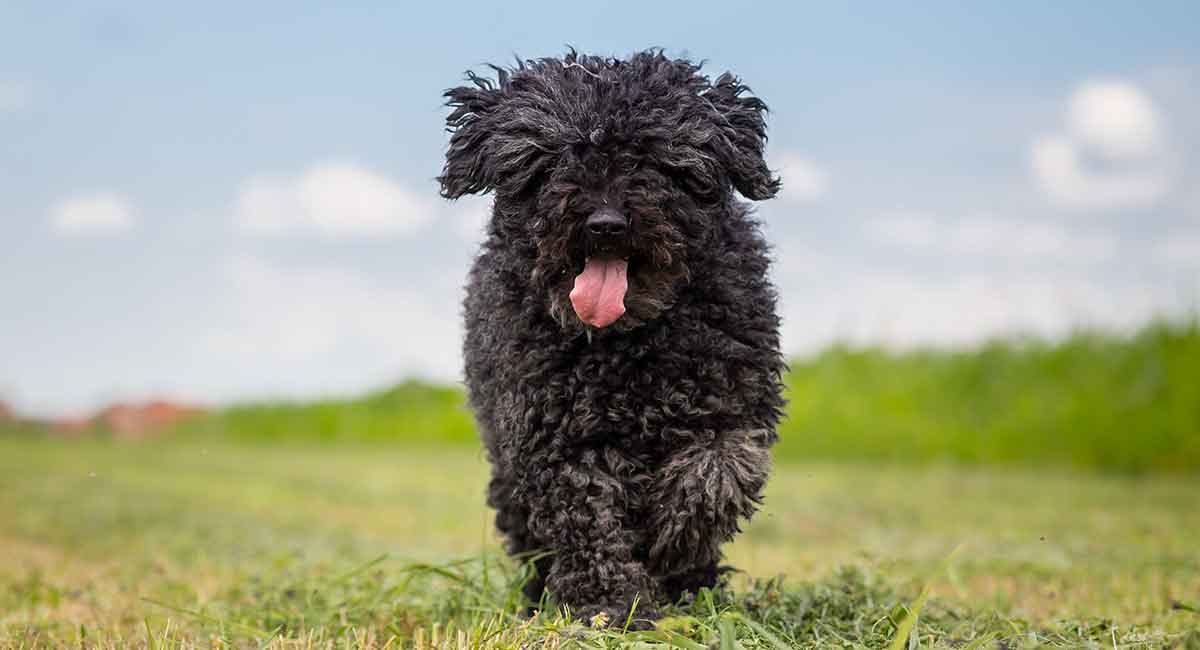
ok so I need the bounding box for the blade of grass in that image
[726,613,792,650]
[330,553,389,584]
[961,632,997,650]
[623,592,642,633]
[718,617,737,650]
[141,597,276,638]
[887,544,964,650]
[623,630,708,650]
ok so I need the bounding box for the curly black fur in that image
[439,49,786,624]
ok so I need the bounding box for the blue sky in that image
[2,1,1199,416]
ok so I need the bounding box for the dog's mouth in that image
[569,255,629,329]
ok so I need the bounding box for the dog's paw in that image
[648,429,771,573]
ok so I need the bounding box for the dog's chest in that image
[534,323,740,451]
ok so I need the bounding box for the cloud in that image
[1030,80,1170,210]
[1030,134,1168,210]
[236,161,435,237]
[864,213,1115,262]
[773,245,1182,356]
[206,255,461,386]
[0,82,29,113]
[1154,232,1200,268]
[1068,81,1161,160]
[48,193,135,234]
[776,153,829,202]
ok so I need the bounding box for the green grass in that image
[169,320,1200,473]
[1,438,1197,648]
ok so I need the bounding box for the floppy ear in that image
[701,73,780,201]
[439,70,505,199]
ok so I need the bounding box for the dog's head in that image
[439,49,779,333]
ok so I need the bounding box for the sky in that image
[2,1,1199,417]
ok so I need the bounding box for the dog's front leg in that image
[647,428,772,584]
[521,449,658,626]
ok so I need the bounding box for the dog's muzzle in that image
[571,207,631,329]
[586,207,630,257]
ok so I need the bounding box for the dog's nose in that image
[586,208,627,239]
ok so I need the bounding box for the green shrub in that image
[777,320,1200,472]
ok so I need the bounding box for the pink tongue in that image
[570,258,628,328]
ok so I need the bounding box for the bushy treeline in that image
[779,320,1199,472]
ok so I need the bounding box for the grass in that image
[1,438,1197,648]
[170,320,1200,473]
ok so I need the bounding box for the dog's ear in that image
[439,70,505,199]
[701,73,780,201]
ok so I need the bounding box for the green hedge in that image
[176,380,477,444]
[777,320,1200,472]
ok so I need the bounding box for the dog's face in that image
[440,50,778,333]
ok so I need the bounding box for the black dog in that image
[439,49,785,624]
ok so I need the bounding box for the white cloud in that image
[206,255,461,387]
[236,161,435,237]
[1030,134,1168,210]
[774,245,1182,356]
[864,213,1115,262]
[48,193,135,234]
[1154,232,1200,268]
[1030,80,1170,210]
[1068,81,1160,160]
[0,82,29,113]
[776,153,829,202]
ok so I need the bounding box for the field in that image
[2,438,1198,648]
[3,323,1198,647]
